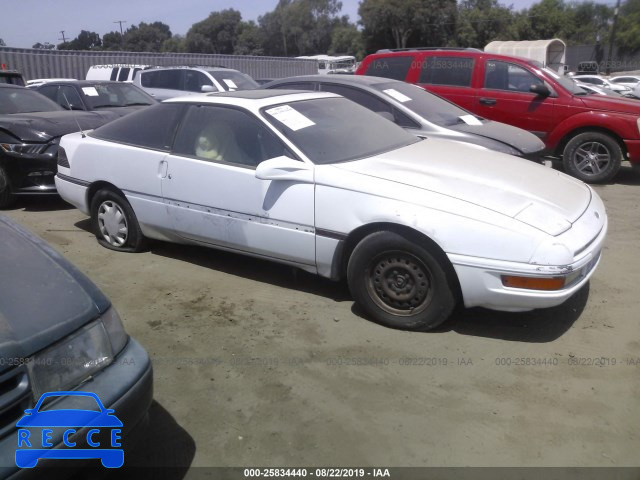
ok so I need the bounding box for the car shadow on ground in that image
[613,165,640,186]
[2,195,73,212]
[67,400,196,480]
[148,241,353,303]
[352,282,590,343]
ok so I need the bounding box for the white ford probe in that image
[55,90,607,331]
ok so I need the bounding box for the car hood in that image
[0,216,110,371]
[447,119,546,154]
[331,139,591,235]
[0,111,110,142]
[577,93,640,114]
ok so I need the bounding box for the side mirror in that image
[530,84,551,97]
[201,85,216,93]
[255,156,313,183]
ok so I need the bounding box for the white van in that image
[86,64,149,83]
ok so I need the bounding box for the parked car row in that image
[355,47,640,183]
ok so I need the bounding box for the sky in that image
[1,0,539,49]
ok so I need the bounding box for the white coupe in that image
[55,90,607,330]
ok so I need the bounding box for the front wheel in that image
[562,132,622,183]
[347,231,457,331]
[90,189,147,252]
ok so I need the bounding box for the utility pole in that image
[114,20,127,36]
[606,0,621,75]
[59,30,67,43]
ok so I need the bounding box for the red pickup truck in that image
[356,48,640,183]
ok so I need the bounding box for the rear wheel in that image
[0,165,16,209]
[347,231,457,331]
[562,132,622,183]
[90,189,147,252]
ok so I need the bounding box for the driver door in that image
[161,104,316,267]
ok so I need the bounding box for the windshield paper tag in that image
[383,89,412,103]
[82,87,99,96]
[266,105,315,131]
[222,79,238,89]
[459,114,482,126]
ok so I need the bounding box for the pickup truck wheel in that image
[0,165,16,209]
[347,231,457,331]
[562,132,622,183]
[90,189,147,252]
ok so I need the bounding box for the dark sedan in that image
[34,80,157,118]
[264,75,546,160]
[0,215,152,477]
[0,84,120,208]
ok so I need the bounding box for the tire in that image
[0,165,16,209]
[347,231,457,331]
[90,189,147,252]
[562,132,622,183]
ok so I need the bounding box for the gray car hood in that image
[0,216,110,372]
[448,119,545,154]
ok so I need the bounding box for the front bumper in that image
[449,199,607,312]
[0,338,153,478]
[0,154,58,195]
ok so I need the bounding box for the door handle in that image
[158,160,168,179]
[479,97,497,106]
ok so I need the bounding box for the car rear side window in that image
[363,56,413,81]
[90,103,183,150]
[419,56,474,87]
[118,68,131,82]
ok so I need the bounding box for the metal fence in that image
[0,47,318,81]
[565,44,640,75]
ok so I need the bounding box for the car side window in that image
[91,103,184,150]
[185,71,214,92]
[484,61,543,93]
[419,56,474,87]
[363,56,414,81]
[37,85,58,103]
[141,70,182,90]
[172,105,296,168]
[59,86,84,109]
[319,83,420,129]
[110,69,118,81]
[118,68,131,82]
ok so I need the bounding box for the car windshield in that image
[206,71,259,91]
[540,66,587,95]
[262,97,419,164]
[0,87,64,114]
[372,81,476,126]
[81,83,156,109]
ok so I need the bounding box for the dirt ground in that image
[3,164,640,475]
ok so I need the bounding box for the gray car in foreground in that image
[264,75,546,160]
[0,215,152,477]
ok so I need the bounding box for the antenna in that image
[61,92,86,138]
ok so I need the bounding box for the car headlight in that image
[0,142,50,155]
[27,307,129,399]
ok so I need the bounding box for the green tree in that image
[563,2,613,45]
[162,34,187,53]
[329,24,364,58]
[514,0,569,40]
[455,0,517,48]
[616,0,640,53]
[102,31,123,51]
[122,22,172,52]
[234,21,264,55]
[186,9,243,54]
[58,30,102,50]
[258,0,347,56]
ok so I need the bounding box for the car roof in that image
[164,89,339,108]
[36,80,128,87]
[0,83,24,90]
[268,74,397,87]
[364,48,542,68]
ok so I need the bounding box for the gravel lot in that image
[3,164,639,475]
